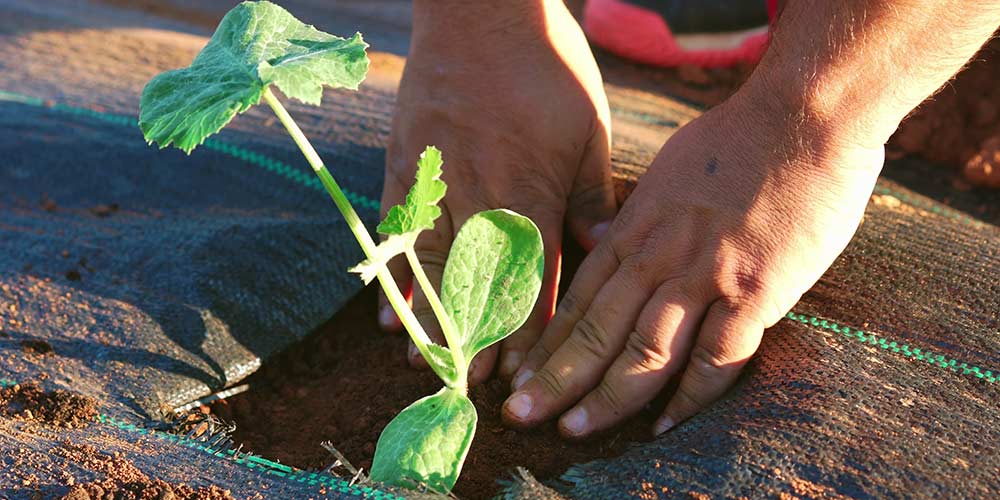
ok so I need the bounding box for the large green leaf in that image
[139,0,369,153]
[369,388,476,494]
[441,209,544,361]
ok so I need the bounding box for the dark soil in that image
[1,381,98,428]
[216,250,657,499]
[54,443,235,500]
[20,338,54,355]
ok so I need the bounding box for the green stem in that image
[261,88,450,382]
[405,248,467,388]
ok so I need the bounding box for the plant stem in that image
[261,88,451,382]
[405,248,467,387]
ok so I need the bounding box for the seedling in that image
[138,1,543,494]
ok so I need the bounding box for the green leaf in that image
[377,146,447,240]
[348,234,409,284]
[441,209,544,362]
[370,388,476,494]
[139,0,369,153]
[423,344,458,387]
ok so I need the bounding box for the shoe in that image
[583,0,777,67]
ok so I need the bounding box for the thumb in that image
[566,130,616,251]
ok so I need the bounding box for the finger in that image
[566,120,616,252]
[407,217,455,368]
[503,266,657,428]
[654,299,765,435]
[468,345,499,387]
[511,241,619,391]
[557,286,707,438]
[497,212,564,380]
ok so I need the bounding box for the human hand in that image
[380,0,617,384]
[502,87,886,437]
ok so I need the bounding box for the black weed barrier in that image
[1,2,998,497]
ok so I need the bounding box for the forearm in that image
[411,0,553,48]
[741,0,1000,149]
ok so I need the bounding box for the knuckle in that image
[623,331,673,372]
[414,246,449,273]
[569,316,613,360]
[688,344,731,378]
[532,369,568,399]
[556,288,586,317]
[592,382,627,416]
[569,180,612,212]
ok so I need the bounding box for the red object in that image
[583,0,776,68]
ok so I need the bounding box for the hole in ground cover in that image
[214,244,658,498]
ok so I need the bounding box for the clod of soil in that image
[1,382,98,428]
[54,443,235,500]
[218,285,658,498]
[20,338,54,355]
[89,203,120,218]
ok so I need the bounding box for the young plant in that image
[138,1,543,494]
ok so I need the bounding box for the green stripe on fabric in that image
[785,312,997,384]
[0,90,382,213]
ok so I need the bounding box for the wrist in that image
[733,63,895,155]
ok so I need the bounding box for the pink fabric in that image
[583,0,772,68]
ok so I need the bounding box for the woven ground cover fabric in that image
[1,0,998,499]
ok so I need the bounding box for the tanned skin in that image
[378,0,1000,438]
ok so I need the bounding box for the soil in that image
[216,249,658,499]
[888,38,1000,188]
[1,381,98,428]
[53,443,235,500]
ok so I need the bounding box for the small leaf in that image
[377,146,447,240]
[441,209,544,362]
[139,0,369,153]
[348,234,409,284]
[370,388,476,494]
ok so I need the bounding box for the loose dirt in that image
[54,443,236,500]
[1,382,98,429]
[217,252,659,498]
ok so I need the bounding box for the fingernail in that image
[500,352,523,377]
[589,221,611,243]
[654,416,675,436]
[379,305,397,329]
[561,406,589,436]
[505,392,533,420]
[408,342,419,360]
[511,369,534,391]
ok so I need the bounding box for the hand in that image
[380,0,617,384]
[502,88,886,437]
